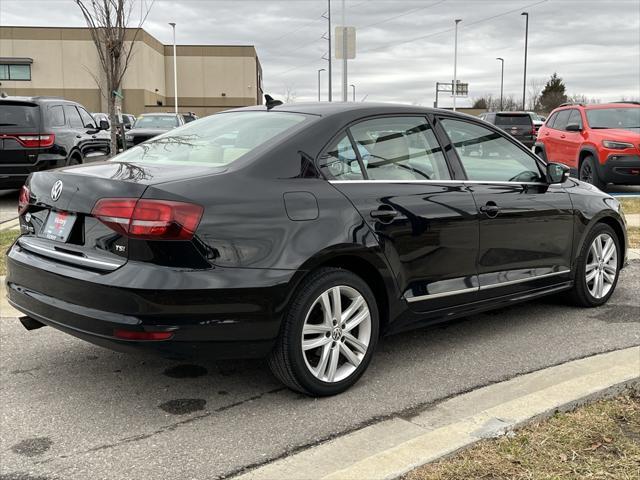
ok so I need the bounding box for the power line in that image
[360,0,548,54]
[357,0,447,30]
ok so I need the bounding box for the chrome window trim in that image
[405,269,571,303]
[329,180,549,186]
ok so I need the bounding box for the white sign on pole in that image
[335,26,356,59]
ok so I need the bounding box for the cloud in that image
[2,0,638,106]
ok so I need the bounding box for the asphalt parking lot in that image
[1,262,638,480]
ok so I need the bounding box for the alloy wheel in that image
[580,162,593,184]
[585,233,618,299]
[301,285,372,383]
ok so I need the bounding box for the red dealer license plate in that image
[39,211,77,243]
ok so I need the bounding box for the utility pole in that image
[169,22,178,115]
[521,12,529,110]
[327,0,332,102]
[341,0,347,102]
[317,68,325,101]
[496,57,504,111]
[453,19,461,111]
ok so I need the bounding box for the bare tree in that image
[527,77,544,112]
[75,0,154,156]
[283,86,297,103]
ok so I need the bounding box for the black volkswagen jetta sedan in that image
[6,102,628,396]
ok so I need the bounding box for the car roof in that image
[139,112,181,117]
[0,95,81,106]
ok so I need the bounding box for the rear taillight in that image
[1,134,56,148]
[92,198,204,240]
[18,185,30,215]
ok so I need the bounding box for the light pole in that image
[350,84,355,102]
[496,57,504,111]
[317,68,326,102]
[327,0,332,102]
[169,22,178,115]
[453,19,461,111]
[521,12,529,110]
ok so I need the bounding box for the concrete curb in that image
[234,347,640,480]
[0,217,19,231]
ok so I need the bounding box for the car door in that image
[546,109,571,165]
[438,116,574,300]
[321,115,480,313]
[77,106,110,160]
[562,109,584,170]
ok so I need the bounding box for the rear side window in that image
[64,105,84,128]
[48,105,65,127]
[320,134,364,180]
[495,114,532,126]
[348,116,451,181]
[552,110,571,131]
[0,103,39,128]
[115,111,309,167]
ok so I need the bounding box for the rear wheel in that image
[579,155,604,189]
[569,223,620,307]
[67,152,83,166]
[268,268,379,396]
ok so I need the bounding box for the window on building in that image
[0,63,32,81]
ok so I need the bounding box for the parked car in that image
[120,113,136,130]
[526,111,546,134]
[535,102,640,188]
[479,111,536,147]
[182,112,198,123]
[8,102,627,396]
[0,96,110,189]
[125,112,184,147]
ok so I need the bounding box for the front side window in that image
[552,110,571,131]
[440,118,543,183]
[0,63,31,80]
[567,109,583,129]
[348,117,451,181]
[115,111,309,167]
[78,108,96,129]
[64,105,83,128]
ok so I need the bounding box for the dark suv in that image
[480,111,536,148]
[0,96,110,189]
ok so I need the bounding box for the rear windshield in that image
[495,114,532,126]
[134,115,180,129]
[114,111,309,167]
[586,108,640,130]
[0,103,39,128]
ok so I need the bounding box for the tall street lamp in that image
[327,0,332,102]
[453,19,462,112]
[521,12,529,110]
[317,68,326,102]
[496,57,504,111]
[350,84,355,102]
[169,22,178,115]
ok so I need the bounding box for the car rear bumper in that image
[0,155,67,188]
[601,154,640,185]
[6,243,298,359]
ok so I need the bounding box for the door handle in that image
[560,134,566,139]
[76,135,82,139]
[544,132,550,136]
[370,207,399,222]
[479,202,500,218]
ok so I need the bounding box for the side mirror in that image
[565,123,582,132]
[98,120,110,130]
[547,162,570,184]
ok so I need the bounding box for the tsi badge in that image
[51,180,63,201]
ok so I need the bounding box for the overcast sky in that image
[1,0,639,106]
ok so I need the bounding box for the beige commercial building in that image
[0,26,263,116]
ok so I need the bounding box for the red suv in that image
[535,102,640,189]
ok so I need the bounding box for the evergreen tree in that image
[539,73,568,113]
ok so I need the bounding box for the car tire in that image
[67,152,83,166]
[268,267,379,396]
[579,155,604,189]
[568,223,621,308]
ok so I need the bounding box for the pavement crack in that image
[33,387,285,465]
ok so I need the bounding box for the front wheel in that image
[268,268,379,396]
[569,224,620,307]
[579,156,605,190]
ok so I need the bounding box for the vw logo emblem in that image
[51,180,63,201]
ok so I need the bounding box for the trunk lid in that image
[19,161,220,271]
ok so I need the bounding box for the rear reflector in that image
[0,133,55,148]
[18,185,30,215]
[92,198,203,240]
[114,329,174,341]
